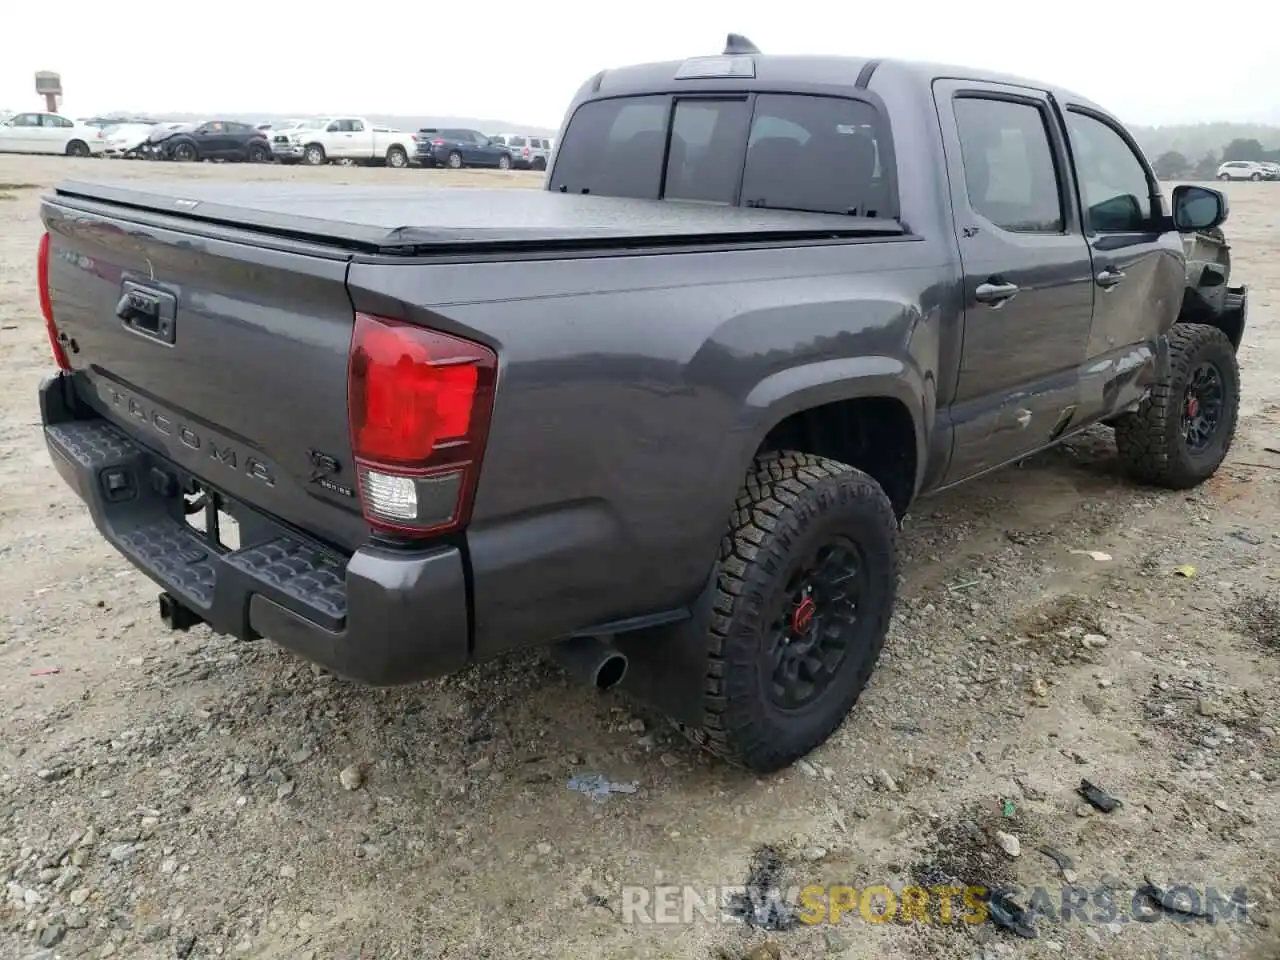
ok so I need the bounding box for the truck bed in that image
[50,180,904,253]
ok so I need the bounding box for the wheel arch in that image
[735,357,931,518]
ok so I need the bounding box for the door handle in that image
[974,280,1020,306]
[1096,267,1126,290]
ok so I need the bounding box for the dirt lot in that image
[1,154,1278,960]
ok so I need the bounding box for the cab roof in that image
[587,44,1106,115]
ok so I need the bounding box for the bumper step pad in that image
[46,419,347,626]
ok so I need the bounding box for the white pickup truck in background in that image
[270,117,417,168]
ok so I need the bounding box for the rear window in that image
[509,136,527,147]
[550,93,892,216]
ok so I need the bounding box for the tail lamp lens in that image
[38,233,71,371]
[347,313,496,537]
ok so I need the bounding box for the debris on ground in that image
[994,830,1021,857]
[985,888,1037,939]
[726,847,799,931]
[338,763,365,791]
[1070,549,1112,562]
[566,773,639,801]
[1137,877,1219,920]
[1038,845,1078,883]
[1076,779,1122,813]
[1173,565,1198,578]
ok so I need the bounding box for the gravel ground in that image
[1,155,1278,960]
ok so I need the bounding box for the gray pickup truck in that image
[36,37,1247,773]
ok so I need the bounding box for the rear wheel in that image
[447,151,463,169]
[172,142,197,162]
[532,157,547,171]
[247,143,270,163]
[1114,323,1240,489]
[681,451,899,773]
[303,143,326,166]
[1218,173,1231,181]
[65,140,90,158]
[386,145,408,168]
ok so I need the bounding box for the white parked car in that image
[101,123,156,158]
[1216,160,1272,181]
[0,111,107,156]
[270,116,417,168]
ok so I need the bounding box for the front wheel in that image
[1114,323,1240,489]
[303,144,326,166]
[497,153,511,170]
[172,143,197,162]
[1218,174,1231,181]
[681,451,899,773]
[1250,172,1262,181]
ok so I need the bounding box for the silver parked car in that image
[493,132,551,171]
[1216,160,1272,181]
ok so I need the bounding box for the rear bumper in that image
[40,374,470,685]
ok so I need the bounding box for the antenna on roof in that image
[724,33,760,55]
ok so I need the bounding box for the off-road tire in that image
[683,450,899,773]
[1114,323,1239,489]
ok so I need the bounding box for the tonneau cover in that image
[50,180,903,252]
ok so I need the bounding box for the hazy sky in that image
[3,0,1275,129]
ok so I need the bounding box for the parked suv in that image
[416,128,512,169]
[494,133,551,170]
[1216,160,1271,181]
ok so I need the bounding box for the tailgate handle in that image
[116,282,176,345]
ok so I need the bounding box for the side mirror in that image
[1172,184,1228,232]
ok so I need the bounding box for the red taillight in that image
[522,147,530,157]
[347,313,497,538]
[38,233,70,371]
[431,138,445,145]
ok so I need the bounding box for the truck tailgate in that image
[42,198,369,553]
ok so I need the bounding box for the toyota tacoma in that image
[36,36,1246,772]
